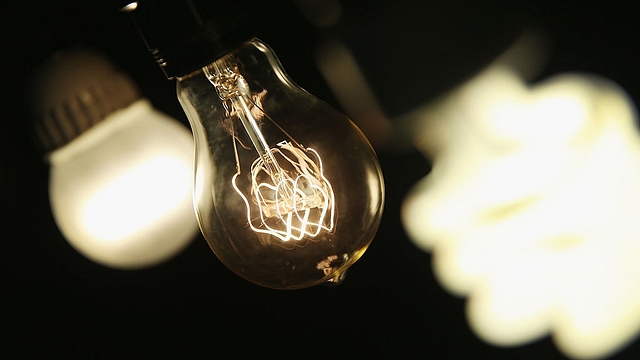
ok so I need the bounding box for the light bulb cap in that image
[27,48,142,155]
[122,0,264,80]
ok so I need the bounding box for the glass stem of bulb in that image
[203,57,335,242]
[203,60,283,184]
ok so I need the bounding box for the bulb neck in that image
[122,0,264,80]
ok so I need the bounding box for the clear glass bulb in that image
[176,38,385,289]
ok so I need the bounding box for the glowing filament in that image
[205,61,336,242]
[234,141,335,241]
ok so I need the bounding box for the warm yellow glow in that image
[233,141,335,242]
[206,64,335,243]
[82,155,191,241]
[119,2,138,12]
[402,62,640,359]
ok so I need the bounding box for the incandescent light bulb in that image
[124,0,385,289]
[27,48,199,269]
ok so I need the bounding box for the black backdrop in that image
[3,1,640,358]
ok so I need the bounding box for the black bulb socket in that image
[122,0,263,79]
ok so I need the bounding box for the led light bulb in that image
[124,1,385,289]
[28,48,199,269]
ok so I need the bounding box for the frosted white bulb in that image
[30,49,199,269]
[48,100,198,269]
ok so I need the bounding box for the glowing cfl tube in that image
[401,61,640,359]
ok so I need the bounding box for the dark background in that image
[2,0,640,358]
